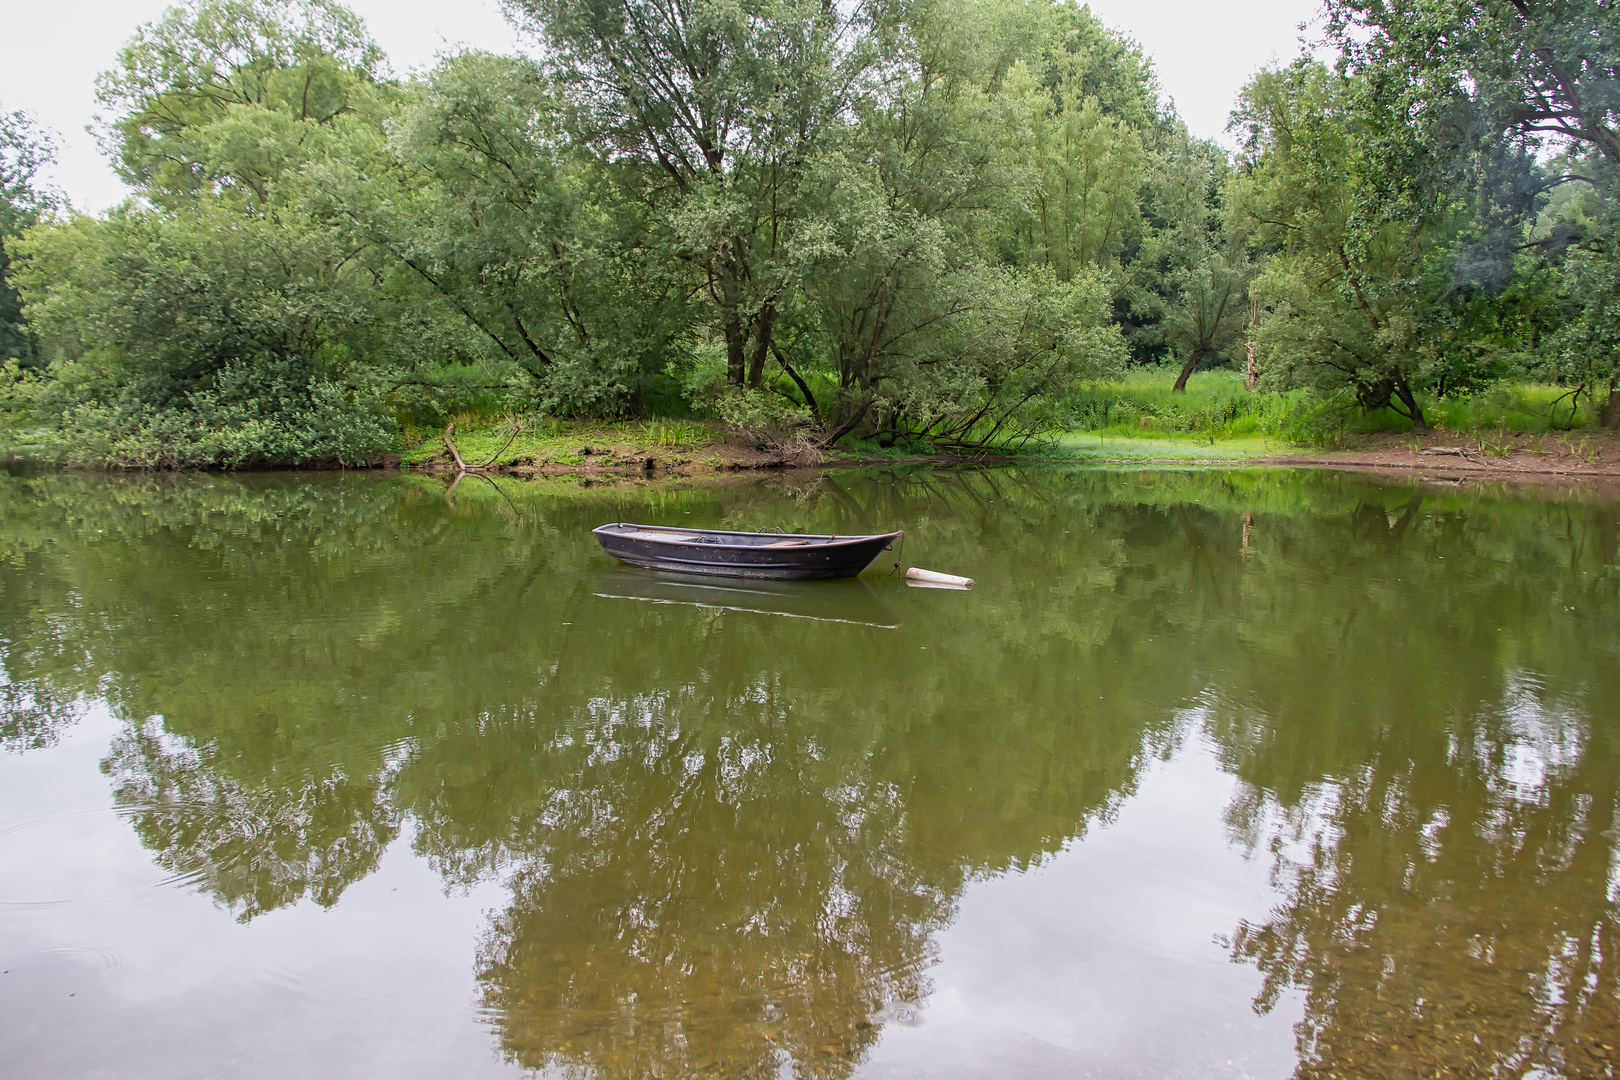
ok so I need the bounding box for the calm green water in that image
[1,466,1617,1079]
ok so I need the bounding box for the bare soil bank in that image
[411,440,800,478]
[1264,430,1620,485]
[408,428,1620,492]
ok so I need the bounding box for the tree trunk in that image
[442,423,467,474]
[1604,376,1620,429]
[725,320,746,386]
[772,346,820,423]
[746,302,777,388]
[1172,348,1205,393]
[1393,375,1426,431]
[1244,298,1259,391]
[817,397,873,448]
[719,259,745,386]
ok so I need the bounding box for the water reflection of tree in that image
[1222,692,1620,1078]
[101,719,401,921]
[1203,493,1620,1079]
[0,678,87,752]
[389,544,1184,1076]
[446,705,940,1079]
[2,468,1617,1075]
[0,471,583,912]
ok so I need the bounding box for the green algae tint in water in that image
[0,467,1617,1080]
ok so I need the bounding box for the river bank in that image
[402,418,1620,483]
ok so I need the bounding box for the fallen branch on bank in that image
[443,422,468,473]
[443,420,527,474]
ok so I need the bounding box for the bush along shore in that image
[5,365,1617,479]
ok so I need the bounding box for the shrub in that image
[40,359,395,469]
[713,387,819,461]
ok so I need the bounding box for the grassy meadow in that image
[1048,368,1614,458]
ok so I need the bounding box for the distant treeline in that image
[0,0,1617,466]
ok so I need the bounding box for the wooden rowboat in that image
[592,522,904,580]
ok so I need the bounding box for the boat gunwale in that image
[593,522,904,549]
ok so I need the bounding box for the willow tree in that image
[502,0,882,389]
[1135,128,1253,392]
[94,0,385,207]
[1326,0,1620,425]
[0,108,57,368]
[327,52,696,416]
[1326,0,1620,167]
[14,0,404,466]
[1233,62,1455,428]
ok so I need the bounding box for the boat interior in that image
[596,523,886,548]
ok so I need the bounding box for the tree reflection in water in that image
[1219,667,1620,1078]
[103,719,402,921]
[0,468,1616,1077]
[453,705,939,1078]
[1171,488,1620,1079]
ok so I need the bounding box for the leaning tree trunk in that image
[1393,375,1426,431]
[1604,376,1620,429]
[1172,347,1206,393]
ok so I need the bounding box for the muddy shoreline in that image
[408,429,1620,492]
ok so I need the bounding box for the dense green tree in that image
[769,0,1142,445]
[1232,60,1512,428]
[332,51,697,415]
[15,0,1616,462]
[93,0,385,205]
[1546,180,1620,426]
[4,0,1224,460]
[502,0,883,390]
[12,0,415,465]
[14,201,400,466]
[1323,0,1620,424]
[1127,127,1255,392]
[0,108,58,368]
[994,0,1161,281]
[1326,0,1620,167]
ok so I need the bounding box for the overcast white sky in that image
[1,0,1321,212]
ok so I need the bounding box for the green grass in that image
[1043,432,1281,461]
[1418,383,1600,432]
[1065,368,1310,440]
[1062,366,1612,450]
[636,418,715,449]
[399,414,732,469]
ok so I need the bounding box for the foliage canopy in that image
[4,0,1620,464]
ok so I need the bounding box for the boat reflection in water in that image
[594,566,901,629]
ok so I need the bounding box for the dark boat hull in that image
[592,523,903,580]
